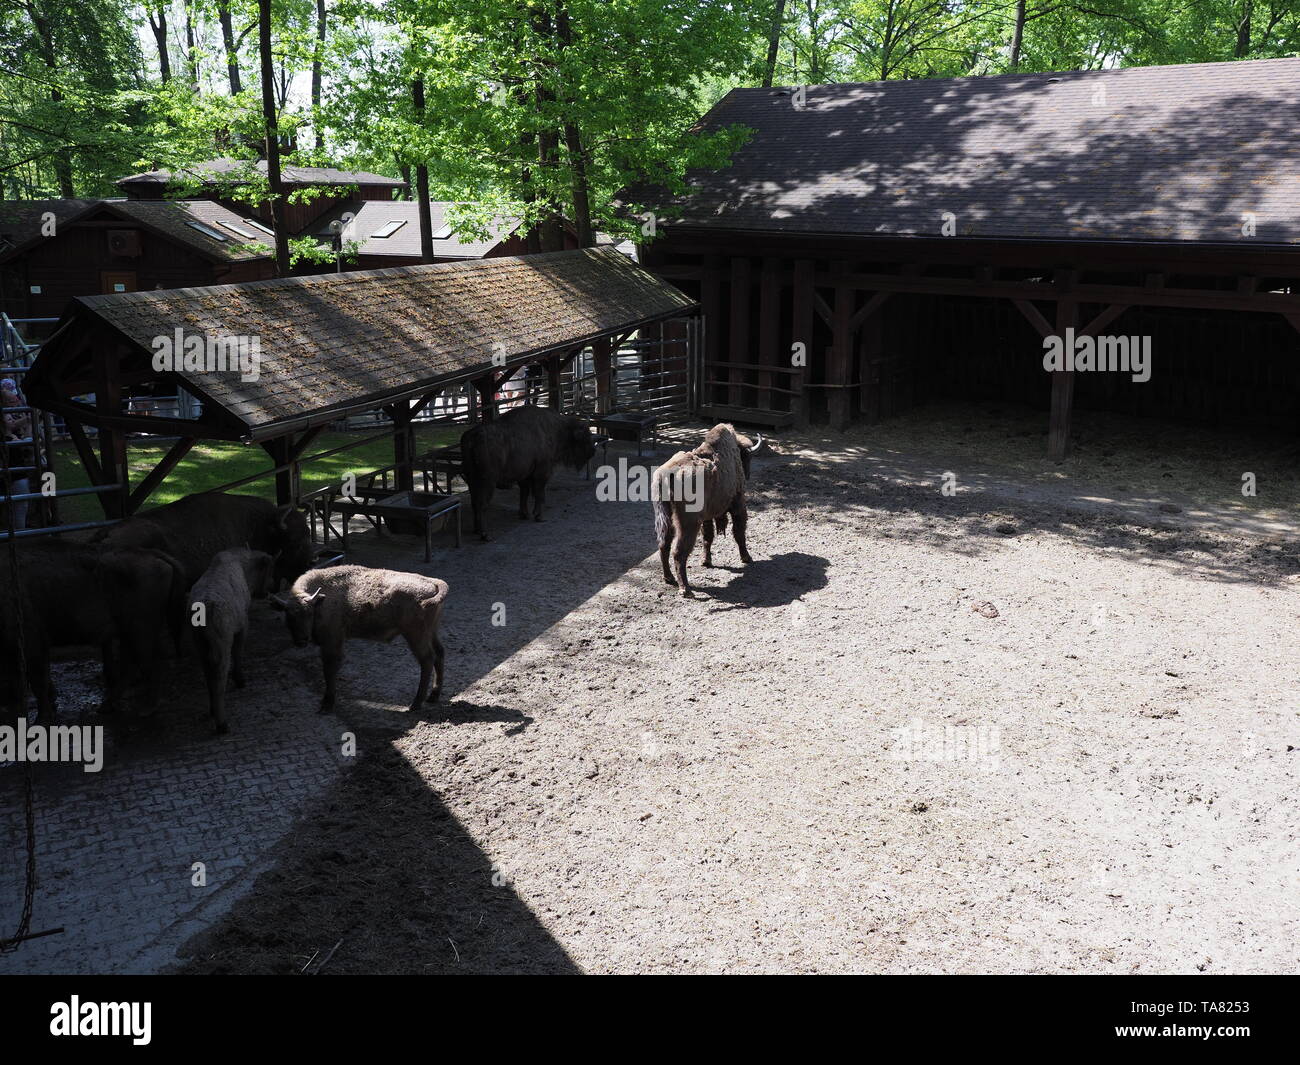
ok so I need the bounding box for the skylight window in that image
[371,220,407,238]
[186,221,229,241]
[432,223,455,239]
[217,220,260,239]
[241,218,275,235]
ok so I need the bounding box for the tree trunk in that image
[184,0,200,90]
[148,2,172,83]
[412,76,434,263]
[258,0,291,276]
[1010,0,1026,71]
[218,0,242,94]
[312,0,327,148]
[24,1,74,195]
[555,4,593,246]
[1235,1,1253,57]
[763,0,787,87]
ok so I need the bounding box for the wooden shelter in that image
[24,247,697,517]
[633,57,1300,455]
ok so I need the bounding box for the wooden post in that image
[95,345,127,519]
[261,437,294,506]
[828,260,854,431]
[547,356,563,411]
[791,258,815,427]
[758,256,781,416]
[1048,272,1078,460]
[700,255,723,410]
[474,375,496,422]
[728,257,751,407]
[593,337,613,414]
[388,399,415,492]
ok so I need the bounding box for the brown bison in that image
[653,423,762,597]
[0,542,188,721]
[97,491,313,589]
[460,404,595,541]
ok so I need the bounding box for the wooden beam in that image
[828,261,854,431]
[127,437,195,513]
[1012,300,1054,339]
[1047,274,1078,461]
[758,256,781,414]
[593,336,613,414]
[95,345,127,519]
[791,259,815,428]
[1078,303,1131,339]
[65,419,105,487]
[728,257,752,407]
[848,290,892,333]
[287,425,326,462]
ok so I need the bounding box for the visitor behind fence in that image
[2,376,33,532]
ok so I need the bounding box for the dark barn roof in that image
[27,247,696,440]
[641,57,1300,245]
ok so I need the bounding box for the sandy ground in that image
[161,406,1300,975]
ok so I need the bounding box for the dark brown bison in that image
[653,423,762,597]
[460,405,595,541]
[97,491,313,589]
[0,542,187,721]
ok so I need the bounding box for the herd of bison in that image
[1,406,762,733]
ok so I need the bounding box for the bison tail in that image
[715,514,729,536]
[155,550,190,657]
[654,499,675,547]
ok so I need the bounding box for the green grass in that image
[49,425,461,524]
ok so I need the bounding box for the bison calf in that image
[272,565,449,714]
[460,404,595,540]
[189,548,275,734]
[653,423,761,597]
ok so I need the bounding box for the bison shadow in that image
[701,551,829,610]
[424,699,534,734]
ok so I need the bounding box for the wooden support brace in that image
[127,436,195,513]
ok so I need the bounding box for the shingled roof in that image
[638,57,1300,245]
[0,199,272,264]
[329,201,523,259]
[117,158,407,189]
[28,247,696,440]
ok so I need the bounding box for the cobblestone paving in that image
[0,615,348,975]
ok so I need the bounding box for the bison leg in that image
[230,627,247,689]
[531,476,547,521]
[319,646,342,713]
[517,479,531,520]
[428,630,445,704]
[672,520,700,597]
[701,517,715,567]
[407,643,433,712]
[201,646,230,735]
[473,485,494,542]
[730,500,753,565]
[99,639,124,715]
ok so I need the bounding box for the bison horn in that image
[304,588,324,603]
[747,433,764,453]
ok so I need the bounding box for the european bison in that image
[97,492,313,589]
[189,548,276,734]
[0,542,187,720]
[653,423,762,598]
[272,565,449,714]
[459,405,595,540]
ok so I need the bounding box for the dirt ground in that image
[159,402,1300,974]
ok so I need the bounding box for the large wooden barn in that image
[636,57,1300,455]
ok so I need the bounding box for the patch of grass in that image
[48,424,461,524]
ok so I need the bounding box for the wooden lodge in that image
[116,158,408,238]
[634,57,1300,456]
[0,199,275,323]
